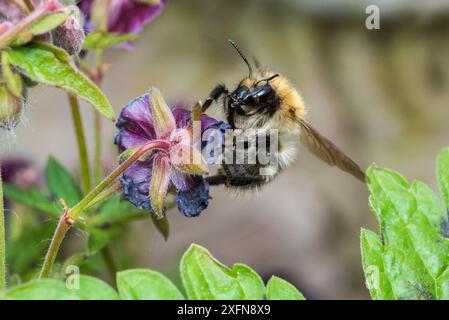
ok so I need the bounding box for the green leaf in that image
[7,44,114,120]
[62,253,88,271]
[7,214,56,275]
[360,229,394,299]
[31,41,70,62]
[1,51,23,97]
[231,263,265,300]
[45,157,82,207]
[180,244,245,300]
[3,184,60,217]
[383,247,434,299]
[367,166,416,224]
[75,275,119,300]
[411,180,447,232]
[5,277,118,300]
[436,267,449,299]
[406,208,449,277]
[437,148,449,210]
[266,276,305,300]
[92,197,148,226]
[367,166,441,294]
[28,12,70,35]
[117,269,184,300]
[5,279,80,300]
[10,33,33,46]
[83,31,138,49]
[365,164,449,299]
[87,229,110,255]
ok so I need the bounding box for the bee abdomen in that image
[220,163,279,189]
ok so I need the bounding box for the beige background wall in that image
[2,0,449,298]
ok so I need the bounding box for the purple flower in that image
[0,2,24,23]
[1,157,38,209]
[115,87,229,218]
[78,0,167,35]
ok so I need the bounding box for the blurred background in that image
[2,0,449,299]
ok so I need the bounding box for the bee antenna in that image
[228,39,253,78]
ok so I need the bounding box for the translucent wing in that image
[298,118,366,182]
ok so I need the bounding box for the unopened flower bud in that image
[43,0,63,12]
[52,13,85,55]
[0,21,12,36]
[0,84,24,130]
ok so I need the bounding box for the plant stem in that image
[39,141,168,278]
[23,0,34,11]
[94,111,103,184]
[68,94,91,195]
[0,3,49,48]
[39,213,72,279]
[93,49,105,184]
[0,165,6,290]
[8,0,30,14]
[84,180,122,210]
[100,245,118,284]
[69,141,168,220]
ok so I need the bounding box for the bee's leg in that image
[202,84,227,112]
[205,174,265,187]
[205,175,228,186]
[226,95,235,128]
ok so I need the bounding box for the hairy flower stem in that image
[23,0,34,11]
[9,0,31,14]
[39,212,72,279]
[0,165,5,290]
[68,94,91,195]
[0,3,52,48]
[84,180,122,210]
[93,49,105,184]
[39,141,169,279]
[94,111,102,184]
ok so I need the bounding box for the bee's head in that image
[227,40,306,130]
[230,71,280,115]
[227,40,282,127]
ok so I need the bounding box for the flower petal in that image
[150,153,171,218]
[176,179,210,217]
[170,168,201,192]
[115,129,149,153]
[0,2,24,23]
[172,108,191,129]
[115,94,157,152]
[120,159,153,211]
[116,94,156,137]
[108,0,167,35]
[148,87,176,139]
[170,144,209,175]
[201,121,231,164]
[200,114,223,131]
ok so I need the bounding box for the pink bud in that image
[52,15,85,55]
[0,84,24,130]
[43,0,62,12]
[0,22,12,36]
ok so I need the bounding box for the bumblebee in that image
[202,40,365,189]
